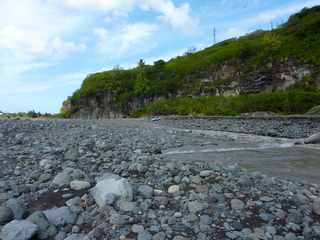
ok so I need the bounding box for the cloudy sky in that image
[1,0,320,113]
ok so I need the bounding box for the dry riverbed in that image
[0,118,320,240]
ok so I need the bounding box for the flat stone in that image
[0,220,38,240]
[200,170,213,177]
[231,199,245,211]
[70,180,91,190]
[64,234,89,240]
[132,224,145,233]
[138,231,152,240]
[188,201,208,213]
[117,200,137,212]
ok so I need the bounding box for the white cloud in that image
[93,23,158,56]
[0,0,84,60]
[141,0,197,33]
[64,0,136,12]
[63,0,197,33]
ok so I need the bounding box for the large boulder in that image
[0,220,38,240]
[27,211,57,239]
[0,206,14,224]
[90,173,133,208]
[304,132,320,144]
[43,207,77,227]
[52,168,87,187]
[6,198,27,220]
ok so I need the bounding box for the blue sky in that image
[1,0,320,113]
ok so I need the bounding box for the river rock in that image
[90,173,133,208]
[64,234,89,240]
[231,199,245,211]
[43,207,77,227]
[6,198,27,220]
[0,206,14,224]
[0,220,38,240]
[138,185,153,198]
[168,185,180,194]
[70,180,91,190]
[27,211,57,239]
[52,168,86,187]
[304,132,320,144]
[313,198,320,215]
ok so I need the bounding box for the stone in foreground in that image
[90,173,133,208]
[0,220,38,240]
[304,132,320,144]
[43,207,77,227]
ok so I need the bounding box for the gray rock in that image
[199,170,213,177]
[230,199,245,211]
[0,206,13,224]
[132,224,145,233]
[138,231,152,240]
[6,198,26,220]
[138,185,153,198]
[90,173,133,208]
[152,232,166,240]
[313,198,320,215]
[0,220,38,240]
[64,148,79,161]
[117,200,137,212]
[104,193,116,205]
[70,180,91,191]
[65,234,89,240]
[44,207,77,227]
[27,211,57,239]
[304,132,320,144]
[109,213,127,225]
[188,201,208,213]
[52,168,86,187]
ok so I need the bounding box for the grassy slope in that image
[65,6,320,116]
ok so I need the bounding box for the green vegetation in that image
[65,6,320,117]
[135,89,320,117]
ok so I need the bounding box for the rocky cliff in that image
[63,6,320,119]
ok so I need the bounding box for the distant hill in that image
[62,6,320,118]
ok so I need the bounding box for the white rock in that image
[39,159,52,169]
[168,185,180,194]
[90,173,133,208]
[70,180,91,191]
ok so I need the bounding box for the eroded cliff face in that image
[183,59,317,97]
[66,59,319,119]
